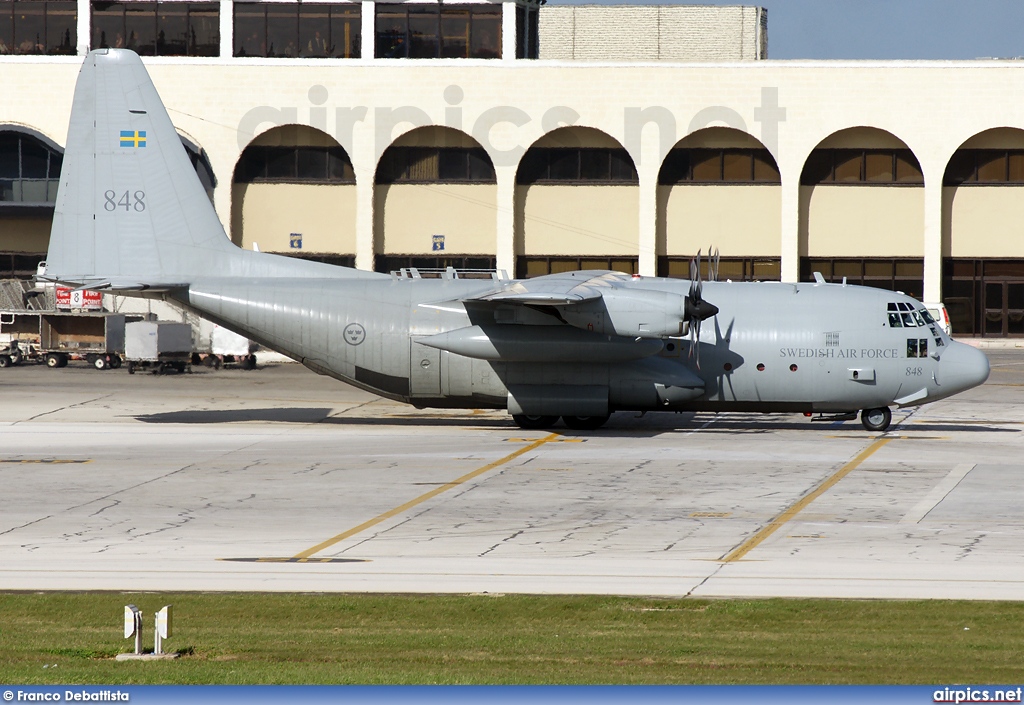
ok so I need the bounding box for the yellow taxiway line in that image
[293,433,559,560]
[721,436,893,563]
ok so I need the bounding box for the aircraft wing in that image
[463,271,620,306]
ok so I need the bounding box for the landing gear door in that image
[410,341,441,397]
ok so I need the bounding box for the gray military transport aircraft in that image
[39,50,991,432]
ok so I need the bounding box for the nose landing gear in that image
[860,407,892,432]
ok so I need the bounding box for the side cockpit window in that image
[890,301,946,349]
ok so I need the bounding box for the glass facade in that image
[234,2,359,58]
[660,149,780,184]
[376,147,495,184]
[517,257,638,279]
[234,146,356,183]
[375,4,500,59]
[0,1,76,55]
[0,132,63,205]
[517,148,638,185]
[801,149,923,185]
[91,2,218,56]
[800,258,924,300]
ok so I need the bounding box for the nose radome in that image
[940,342,990,393]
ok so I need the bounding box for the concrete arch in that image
[799,127,925,291]
[942,127,1024,336]
[0,125,67,271]
[657,127,781,277]
[0,123,64,153]
[374,125,498,269]
[231,124,356,257]
[515,126,639,275]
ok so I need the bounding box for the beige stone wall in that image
[517,185,638,256]
[658,185,781,257]
[376,184,497,255]
[539,5,766,61]
[231,183,357,253]
[801,186,924,257]
[0,217,51,253]
[944,187,1024,258]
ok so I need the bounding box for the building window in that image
[234,3,359,58]
[376,255,498,276]
[944,150,1024,185]
[376,147,495,184]
[0,253,46,278]
[943,259,1024,337]
[284,253,356,268]
[91,2,218,56]
[801,149,923,185]
[659,149,780,184]
[0,132,62,205]
[0,1,76,55]
[516,257,638,279]
[234,146,355,183]
[658,257,781,282]
[514,5,538,59]
[375,4,500,59]
[517,149,638,185]
[800,258,924,300]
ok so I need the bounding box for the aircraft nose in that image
[940,342,990,393]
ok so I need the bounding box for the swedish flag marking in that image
[119,130,146,148]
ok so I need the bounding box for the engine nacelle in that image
[559,289,687,339]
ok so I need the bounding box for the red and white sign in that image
[56,287,103,310]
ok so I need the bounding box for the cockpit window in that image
[888,312,903,327]
[920,309,935,324]
[912,310,926,326]
[902,312,916,327]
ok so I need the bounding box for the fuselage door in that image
[410,341,441,396]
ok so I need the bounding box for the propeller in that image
[685,249,720,369]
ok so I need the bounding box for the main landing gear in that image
[860,407,892,432]
[511,414,612,431]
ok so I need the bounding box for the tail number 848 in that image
[103,190,146,212]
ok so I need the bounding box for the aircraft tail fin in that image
[45,49,379,288]
[45,49,240,288]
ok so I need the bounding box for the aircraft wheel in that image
[861,407,892,432]
[562,414,611,431]
[0,355,10,368]
[511,414,559,430]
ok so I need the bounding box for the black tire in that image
[0,355,10,369]
[241,354,257,370]
[861,407,892,432]
[511,414,559,430]
[110,355,122,369]
[9,351,21,365]
[45,353,62,369]
[92,355,108,370]
[127,361,136,375]
[562,414,611,430]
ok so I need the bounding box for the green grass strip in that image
[2,592,1022,685]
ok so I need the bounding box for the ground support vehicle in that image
[0,311,131,370]
[125,321,194,374]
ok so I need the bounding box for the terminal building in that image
[2,1,1024,336]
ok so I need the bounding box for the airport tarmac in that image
[1,351,1022,600]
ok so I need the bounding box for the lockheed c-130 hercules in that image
[39,50,991,432]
